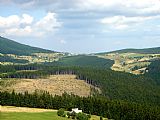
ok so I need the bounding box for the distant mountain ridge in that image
[98,47,160,55]
[1,36,160,55]
[0,36,55,55]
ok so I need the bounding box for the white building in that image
[71,108,82,114]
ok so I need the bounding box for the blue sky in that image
[0,0,160,53]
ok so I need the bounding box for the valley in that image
[0,36,68,65]
[0,36,160,120]
[0,52,67,65]
[97,52,160,74]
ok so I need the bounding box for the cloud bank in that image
[0,12,61,38]
[3,0,160,15]
[101,15,160,30]
[0,0,160,53]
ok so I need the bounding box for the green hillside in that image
[98,47,160,55]
[0,65,159,106]
[57,55,114,68]
[0,36,55,55]
[144,60,160,85]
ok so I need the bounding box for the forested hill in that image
[57,55,114,68]
[97,47,160,54]
[145,60,160,85]
[0,36,55,55]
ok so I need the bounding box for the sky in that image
[0,0,160,53]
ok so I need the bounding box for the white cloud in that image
[123,0,160,14]
[101,15,160,30]
[78,0,160,15]
[0,12,61,38]
[0,15,20,28]
[35,12,61,32]
[21,14,33,24]
[5,26,32,37]
[4,0,160,15]
[0,14,34,29]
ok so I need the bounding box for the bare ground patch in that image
[0,75,101,97]
[0,105,56,112]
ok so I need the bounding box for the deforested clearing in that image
[0,75,101,97]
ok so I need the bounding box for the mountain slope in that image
[56,55,114,68]
[0,36,55,55]
[145,60,160,85]
[0,65,159,106]
[98,47,160,55]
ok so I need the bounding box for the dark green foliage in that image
[0,63,159,120]
[57,108,65,116]
[0,65,160,106]
[0,36,55,55]
[67,112,71,118]
[98,47,160,55]
[57,55,114,69]
[144,60,160,85]
[76,112,89,120]
[0,65,16,73]
[0,70,48,79]
[71,111,76,119]
[0,55,29,64]
[87,114,91,119]
[0,91,160,120]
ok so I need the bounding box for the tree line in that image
[0,90,160,120]
[0,65,160,106]
[144,60,160,85]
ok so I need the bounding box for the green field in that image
[0,112,104,120]
[0,112,69,120]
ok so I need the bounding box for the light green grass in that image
[0,112,107,120]
[0,112,69,120]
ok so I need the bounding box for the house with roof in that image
[71,108,82,114]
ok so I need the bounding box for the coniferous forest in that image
[0,62,160,119]
[0,37,160,119]
[0,64,160,105]
[1,91,160,120]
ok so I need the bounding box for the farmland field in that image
[1,112,69,120]
[0,106,107,120]
[1,112,108,120]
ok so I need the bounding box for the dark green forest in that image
[0,64,160,106]
[98,47,160,55]
[0,36,160,119]
[145,60,160,85]
[0,36,55,55]
[1,91,160,120]
[55,55,114,68]
[0,55,29,64]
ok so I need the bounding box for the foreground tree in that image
[57,108,65,117]
[76,112,89,120]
